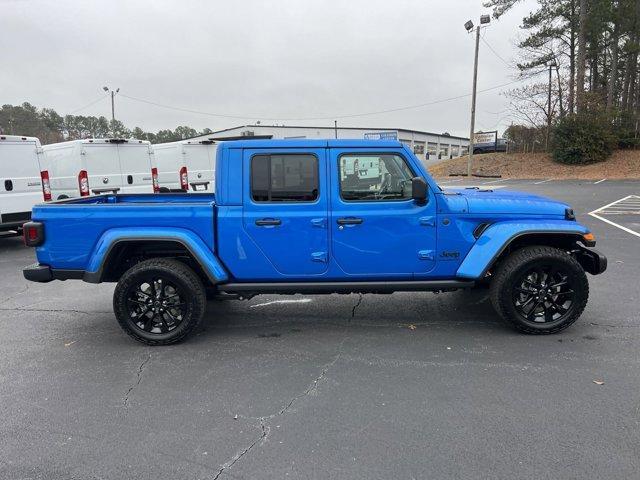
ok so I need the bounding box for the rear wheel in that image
[490,246,589,334]
[113,258,206,345]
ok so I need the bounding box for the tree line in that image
[487,0,640,161]
[0,102,213,144]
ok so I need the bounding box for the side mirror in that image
[411,177,428,204]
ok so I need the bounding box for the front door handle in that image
[337,217,363,225]
[255,218,282,226]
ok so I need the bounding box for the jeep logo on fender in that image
[440,250,460,259]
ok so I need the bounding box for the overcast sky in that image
[1,0,538,137]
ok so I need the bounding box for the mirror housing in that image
[411,177,428,204]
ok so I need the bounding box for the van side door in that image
[329,148,437,278]
[242,148,329,278]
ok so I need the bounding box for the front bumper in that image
[575,245,607,275]
[23,263,84,283]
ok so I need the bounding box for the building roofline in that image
[196,124,469,142]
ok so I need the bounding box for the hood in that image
[447,187,570,216]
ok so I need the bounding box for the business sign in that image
[473,131,498,145]
[364,131,398,140]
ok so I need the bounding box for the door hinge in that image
[417,250,435,260]
[419,216,436,227]
[311,251,328,263]
[310,218,326,228]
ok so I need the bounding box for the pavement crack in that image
[212,419,268,480]
[0,283,29,306]
[214,339,346,479]
[122,353,152,407]
[351,293,363,319]
[0,307,110,316]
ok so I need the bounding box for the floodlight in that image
[464,20,474,31]
[480,14,491,24]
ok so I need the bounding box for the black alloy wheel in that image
[113,258,206,345]
[490,246,589,334]
[512,263,576,324]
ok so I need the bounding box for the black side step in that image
[218,280,474,295]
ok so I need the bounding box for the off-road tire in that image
[490,246,589,334]
[113,258,206,345]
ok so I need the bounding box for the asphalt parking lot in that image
[1,180,639,480]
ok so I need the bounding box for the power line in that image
[68,94,110,114]
[480,33,512,68]
[119,75,538,122]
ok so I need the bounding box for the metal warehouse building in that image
[191,125,469,163]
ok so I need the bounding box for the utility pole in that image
[464,15,491,177]
[102,86,120,136]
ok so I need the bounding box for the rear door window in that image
[251,154,318,202]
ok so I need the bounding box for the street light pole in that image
[102,86,120,136]
[110,91,115,124]
[467,25,481,177]
[464,15,490,177]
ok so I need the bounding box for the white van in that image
[42,138,159,199]
[0,135,49,232]
[153,140,216,192]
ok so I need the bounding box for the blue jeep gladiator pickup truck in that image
[22,139,606,345]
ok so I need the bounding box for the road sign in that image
[364,131,398,140]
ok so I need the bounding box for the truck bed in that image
[31,194,217,271]
[46,192,216,205]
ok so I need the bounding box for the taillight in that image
[151,167,160,193]
[179,166,189,191]
[23,222,44,247]
[40,170,52,201]
[78,170,89,196]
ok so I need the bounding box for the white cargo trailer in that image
[0,135,49,232]
[42,139,158,199]
[153,140,216,192]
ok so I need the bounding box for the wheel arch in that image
[457,221,590,280]
[83,229,228,285]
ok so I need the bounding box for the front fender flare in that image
[456,220,589,280]
[83,227,228,284]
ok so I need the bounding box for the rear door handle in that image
[337,217,363,225]
[255,218,282,226]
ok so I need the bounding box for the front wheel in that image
[490,246,589,334]
[113,258,206,345]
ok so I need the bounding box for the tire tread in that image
[490,246,589,334]
[113,258,206,345]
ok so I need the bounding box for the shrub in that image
[613,110,639,149]
[552,112,617,165]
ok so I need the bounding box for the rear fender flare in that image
[84,227,228,284]
[456,220,589,280]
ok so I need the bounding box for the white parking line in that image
[481,178,510,185]
[533,179,553,184]
[250,298,313,308]
[442,185,507,190]
[588,195,640,239]
[593,178,607,184]
[438,178,464,185]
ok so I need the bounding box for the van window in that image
[251,154,318,202]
